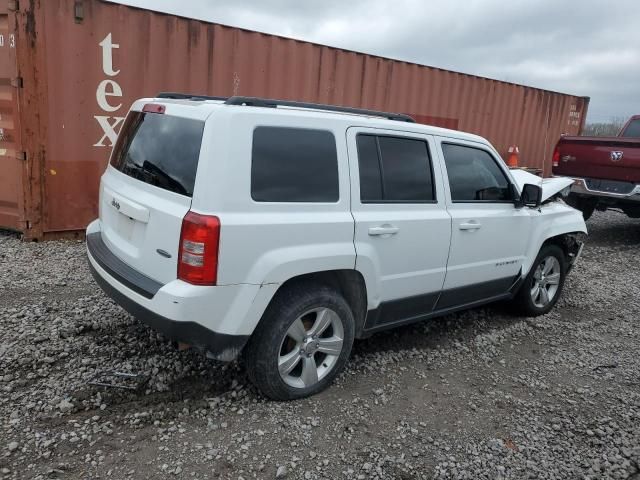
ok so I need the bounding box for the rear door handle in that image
[368,225,399,236]
[459,221,482,231]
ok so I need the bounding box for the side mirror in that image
[521,183,542,208]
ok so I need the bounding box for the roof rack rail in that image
[157,92,228,101]
[224,96,415,123]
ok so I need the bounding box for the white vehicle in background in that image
[86,94,587,400]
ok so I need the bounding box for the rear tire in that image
[511,245,567,317]
[244,282,355,400]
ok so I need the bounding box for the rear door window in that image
[356,134,435,203]
[442,143,512,202]
[251,127,339,202]
[110,111,205,197]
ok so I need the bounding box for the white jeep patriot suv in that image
[87,94,587,400]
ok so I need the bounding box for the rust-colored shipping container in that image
[0,0,589,239]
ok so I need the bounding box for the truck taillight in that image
[552,147,560,168]
[178,211,220,286]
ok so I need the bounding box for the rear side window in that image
[621,119,640,138]
[356,134,435,203]
[110,111,205,197]
[251,127,339,202]
[442,143,512,202]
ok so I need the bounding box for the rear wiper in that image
[122,162,148,181]
[121,161,188,195]
[141,161,188,195]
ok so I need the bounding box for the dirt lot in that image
[1,211,639,480]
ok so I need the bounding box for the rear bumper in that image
[86,226,256,361]
[88,260,248,360]
[566,177,640,202]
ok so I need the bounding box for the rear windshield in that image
[621,119,640,138]
[110,111,205,197]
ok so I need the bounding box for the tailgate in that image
[98,102,208,284]
[553,136,640,183]
[100,170,191,284]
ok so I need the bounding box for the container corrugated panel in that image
[0,0,21,230]
[1,0,589,238]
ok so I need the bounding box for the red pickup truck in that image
[552,115,640,219]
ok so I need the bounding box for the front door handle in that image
[459,221,482,231]
[368,225,399,236]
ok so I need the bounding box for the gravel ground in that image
[1,210,639,480]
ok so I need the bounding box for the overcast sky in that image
[117,0,638,123]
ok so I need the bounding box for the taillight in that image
[178,211,220,286]
[552,147,560,168]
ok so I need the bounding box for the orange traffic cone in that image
[506,145,520,168]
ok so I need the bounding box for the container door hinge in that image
[8,0,19,12]
[11,77,23,88]
[16,151,27,161]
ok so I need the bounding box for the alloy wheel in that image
[530,256,561,308]
[278,307,345,389]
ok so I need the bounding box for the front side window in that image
[442,143,512,202]
[356,134,435,203]
[251,127,339,202]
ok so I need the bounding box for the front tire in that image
[511,244,567,317]
[244,283,355,400]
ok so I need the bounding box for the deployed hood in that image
[510,170,573,203]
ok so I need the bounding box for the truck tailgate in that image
[553,136,640,183]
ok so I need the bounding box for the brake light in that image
[143,103,166,114]
[178,211,220,285]
[552,147,560,168]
